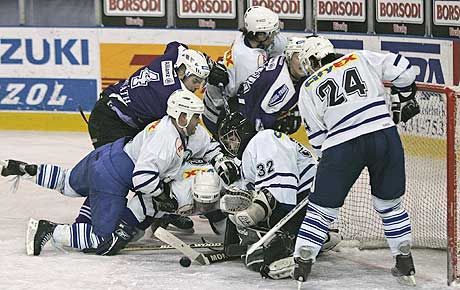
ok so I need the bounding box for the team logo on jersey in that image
[269,84,289,107]
[176,138,184,157]
[162,60,175,86]
[147,120,161,132]
[130,68,159,88]
[223,48,234,69]
[266,57,279,71]
[304,53,359,88]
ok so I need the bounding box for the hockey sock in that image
[295,202,338,258]
[373,197,412,255]
[64,223,102,250]
[75,198,92,224]
[36,164,66,192]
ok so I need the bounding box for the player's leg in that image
[87,94,139,149]
[368,127,415,284]
[294,140,366,280]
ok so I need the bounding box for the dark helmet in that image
[218,112,256,159]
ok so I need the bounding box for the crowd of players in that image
[0,5,421,287]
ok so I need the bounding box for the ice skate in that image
[391,242,416,286]
[1,159,37,177]
[26,218,58,256]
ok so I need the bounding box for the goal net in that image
[330,83,460,284]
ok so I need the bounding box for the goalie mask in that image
[218,112,256,159]
[192,171,222,214]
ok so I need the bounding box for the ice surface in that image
[0,131,454,290]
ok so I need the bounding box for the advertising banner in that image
[101,0,167,28]
[175,0,239,29]
[315,0,367,33]
[432,0,460,38]
[246,0,306,30]
[0,28,99,112]
[374,0,425,35]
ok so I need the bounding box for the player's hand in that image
[95,220,137,256]
[212,155,240,185]
[208,61,229,87]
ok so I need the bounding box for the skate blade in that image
[26,218,39,256]
[397,275,416,286]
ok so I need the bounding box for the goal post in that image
[329,83,460,285]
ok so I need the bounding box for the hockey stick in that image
[153,227,235,265]
[123,241,223,252]
[246,196,310,256]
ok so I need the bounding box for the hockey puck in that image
[180,256,192,267]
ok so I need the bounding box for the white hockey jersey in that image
[241,130,317,206]
[123,115,220,195]
[203,33,287,128]
[298,50,417,158]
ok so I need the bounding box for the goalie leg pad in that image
[244,230,293,274]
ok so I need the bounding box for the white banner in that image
[248,0,304,20]
[103,0,165,17]
[376,0,424,24]
[433,1,460,26]
[316,0,366,22]
[177,0,236,19]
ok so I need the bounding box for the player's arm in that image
[298,89,327,158]
[363,51,419,124]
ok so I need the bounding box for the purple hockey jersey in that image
[103,42,188,129]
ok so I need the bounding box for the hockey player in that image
[293,36,420,286]
[217,112,341,279]
[203,6,287,137]
[0,89,239,256]
[88,42,211,231]
[236,36,309,135]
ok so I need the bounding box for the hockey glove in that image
[95,219,138,256]
[391,83,420,124]
[220,186,254,214]
[208,61,229,87]
[152,189,178,213]
[273,108,302,135]
[212,155,240,185]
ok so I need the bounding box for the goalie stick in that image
[153,227,233,265]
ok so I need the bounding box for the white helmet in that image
[285,36,308,63]
[167,89,204,130]
[175,49,210,80]
[298,36,335,74]
[244,6,279,35]
[192,171,221,213]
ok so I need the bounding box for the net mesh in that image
[331,85,460,250]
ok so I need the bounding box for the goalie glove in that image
[220,186,254,214]
[233,188,277,228]
[211,154,240,185]
[391,83,420,124]
[207,61,229,87]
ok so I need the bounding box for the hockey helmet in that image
[285,36,308,63]
[218,112,256,159]
[167,89,204,131]
[244,6,280,38]
[298,36,335,74]
[192,170,222,213]
[175,49,211,80]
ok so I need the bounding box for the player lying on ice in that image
[292,36,420,286]
[216,112,341,279]
[0,89,240,256]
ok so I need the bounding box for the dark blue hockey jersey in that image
[237,55,305,131]
[103,42,188,129]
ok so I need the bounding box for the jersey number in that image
[257,160,274,177]
[316,68,367,107]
